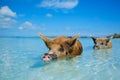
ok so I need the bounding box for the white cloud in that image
[38,0,78,9]
[0,6,17,28]
[46,13,52,17]
[19,21,35,30]
[0,6,17,17]
[0,17,17,28]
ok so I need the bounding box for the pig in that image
[91,37,112,49]
[39,33,83,61]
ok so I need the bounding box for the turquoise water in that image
[0,37,120,80]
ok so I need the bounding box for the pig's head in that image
[91,37,112,49]
[39,33,80,61]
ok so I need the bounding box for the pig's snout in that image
[42,53,52,61]
[42,53,57,61]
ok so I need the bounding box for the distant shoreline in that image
[0,34,120,39]
[107,33,120,38]
[0,33,120,39]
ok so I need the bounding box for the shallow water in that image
[0,37,120,80]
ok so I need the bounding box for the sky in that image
[0,0,120,37]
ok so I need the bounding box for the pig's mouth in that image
[42,53,57,61]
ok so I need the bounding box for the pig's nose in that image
[94,45,100,49]
[42,54,51,61]
[95,45,99,48]
[42,55,50,59]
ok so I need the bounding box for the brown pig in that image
[39,33,83,61]
[91,37,112,49]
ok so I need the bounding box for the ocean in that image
[0,37,120,80]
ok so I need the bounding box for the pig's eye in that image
[58,47,64,52]
[49,48,51,50]
[100,43,104,45]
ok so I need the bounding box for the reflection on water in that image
[93,49,112,60]
[0,38,120,80]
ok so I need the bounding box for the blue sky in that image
[0,0,120,37]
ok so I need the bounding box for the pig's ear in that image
[67,34,80,46]
[91,37,96,44]
[39,33,52,48]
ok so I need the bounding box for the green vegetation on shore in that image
[107,33,120,38]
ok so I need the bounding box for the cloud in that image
[19,21,35,30]
[46,13,52,17]
[0,6,17,17]
[0,17,17,28]
[0,6,17,28]
[38,0,78,9]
